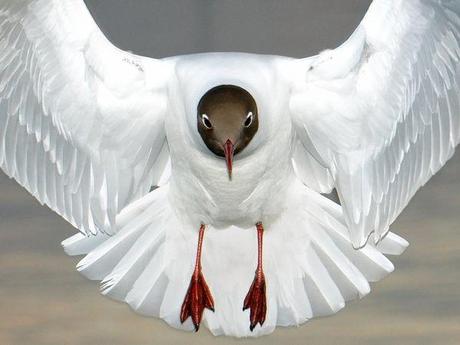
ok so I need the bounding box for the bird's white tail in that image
[63,183,408,337]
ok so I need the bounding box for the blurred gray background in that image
[1,1,459,344]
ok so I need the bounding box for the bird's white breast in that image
[163,53,297,228]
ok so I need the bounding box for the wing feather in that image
[290,0,460,247]
[0,0,171,235]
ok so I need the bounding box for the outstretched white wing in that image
[290,0,460,247]
[0,0,171,235]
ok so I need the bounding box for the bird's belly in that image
[202,179,283,228]
[169,158,294,229]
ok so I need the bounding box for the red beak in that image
[223,139,234,180]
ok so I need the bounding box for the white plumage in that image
[0,0,459,338]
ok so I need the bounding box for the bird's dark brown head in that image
[197,85,259,179]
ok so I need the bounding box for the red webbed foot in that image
[243,270,267,331]
[180,271,215,331]
[243,222,267,331]
[180,224,214,331]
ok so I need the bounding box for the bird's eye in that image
[201,114,213,129]
[243,112,254,128]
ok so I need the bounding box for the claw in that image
[180,271,215,331]
[243,270,267,331]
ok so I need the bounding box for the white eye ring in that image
[201,114,212,129]
[243,112,254,128]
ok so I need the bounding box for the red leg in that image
[243,222,267,331]
[180,224,215,331]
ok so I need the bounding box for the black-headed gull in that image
[0,0,459,338]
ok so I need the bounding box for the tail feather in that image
[324,220,395,282]
[76,223,145,280]
[125,247,168,316]
[311,227,371,299]
[373,232,409,255]
[76,188,169,281]
[304,245,346,316]
[61,232,109,256]
[101,226,165,299]
[62,183,409,337]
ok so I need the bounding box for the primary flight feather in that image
[0,0,458,337]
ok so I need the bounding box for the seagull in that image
[0,0,459,338]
